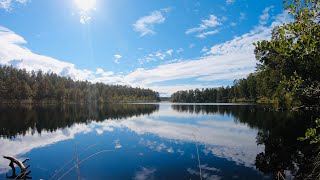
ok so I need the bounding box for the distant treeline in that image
[171,74,258,103]
[171,0,320,108]
[0,66,160,104]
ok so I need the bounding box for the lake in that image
[0,103,315,179]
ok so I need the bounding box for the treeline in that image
[0,66,160,104]
[172,0,320,108]
[171,74,257,103]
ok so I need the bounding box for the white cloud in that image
[133,9,168,37]
[120,11,290,95]
[80,16,91,24]
[134,167,156,180]
[259,6,274,25]
[95,68,114,77]
[186,15,221,35]
[74,0,96,24]
[138,49,174,64]
[0,123,94,174]
[226,0,235,5]
[0,105,264,173]
[0,0,11,9]
[176,48,183,54]
[124,53,255,86]
[240,12,246,21]
[187,167,222,180]
[114,139,122,149]
[230,22,237,26]
[115,115,263,167]
[15,0,28,3]
[166,49,173,56]
[201,46,209,53]
[186,15,222,38]
[0,11,292,96]
[0,26,95,80]
[196,30,219,38]
[0,0,29,11]
[113,54,122,64]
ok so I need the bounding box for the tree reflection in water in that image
[171,104,317,179]
[0,103,317,179]
[0,103,159,139]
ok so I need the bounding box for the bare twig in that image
[49,143,98,180]
[58,150,114,180]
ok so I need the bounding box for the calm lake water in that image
[0,103,315,179]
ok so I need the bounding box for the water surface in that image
[0,103,314,179]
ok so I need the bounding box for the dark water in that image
[0,103,316,180]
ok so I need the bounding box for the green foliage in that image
[298,118,320,144]
[172,0,320,107]
[170,75,257,103]
[0,65,160,103]
[254,0,320,107]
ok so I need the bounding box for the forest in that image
[170,74,258,103]
[171,0,320,109]
[0,65,160,104]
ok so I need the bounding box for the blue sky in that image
[0,0,290,96]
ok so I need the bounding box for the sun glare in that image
[74,0,96,12]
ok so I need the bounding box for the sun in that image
[74,0,96,12]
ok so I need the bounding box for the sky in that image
[0,0,291,96]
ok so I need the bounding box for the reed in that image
[307,148,320,180]
[49,143,98,180]
[192,132,202,180]
[57,150,114,180]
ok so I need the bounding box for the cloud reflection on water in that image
[0,104,263,174]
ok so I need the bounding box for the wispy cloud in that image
[139,139,174,153]
[196,30,219,38]
[133,8,169,37]
[230,22,237,26]
[138,49,174,64]
[259,6,274,25]
[201,46,209,53]
[134,167,156,180]
[113,54,122,64]
[114,139,122,149]
[80,16,92,24]
[226,0,235,5]
[176,48,183,54]
[187,167,222,180]
[239,12,246,21]
[186,14,222,38]
[186,14,221,34]
[0,0,29,11]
